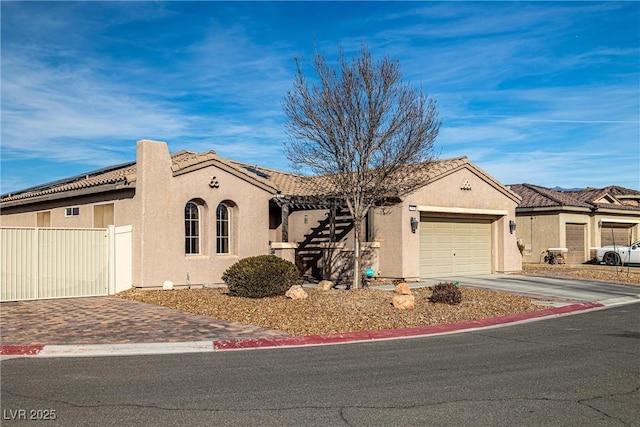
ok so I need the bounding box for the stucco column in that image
[270,242,298,264]
[136,140,173,288]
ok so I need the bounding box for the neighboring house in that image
[510,184,640,264]
[1,139,522,289]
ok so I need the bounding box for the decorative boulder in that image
[394,282,412,295]
[286,285,308,300]
[392,294,415,310]
[317,280,334,291]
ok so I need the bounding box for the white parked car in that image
[596,240,640,265]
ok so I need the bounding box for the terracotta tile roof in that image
[1,162,137,203]
[1,150,207,203]
[2,148,506,205]
[567,186,640,207]
[227,162,318,196]
[510,183,640,212]
[228,156,473,197]
[170,150,219,173]
[421,156,469,179]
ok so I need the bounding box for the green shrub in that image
[222,255,302,298]
[430,282,462,305]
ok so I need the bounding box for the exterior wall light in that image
[509,219,517,234]
[410,217,419,233]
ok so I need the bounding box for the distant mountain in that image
[553,186,584,192]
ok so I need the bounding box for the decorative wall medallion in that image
[460,179,471,191]
[209,176,220,189]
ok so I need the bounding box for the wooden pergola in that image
[270,193,402,242]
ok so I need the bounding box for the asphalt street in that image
[2,303,638,426]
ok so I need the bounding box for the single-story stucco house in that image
[510,184,640,264]
[1,139,522,289]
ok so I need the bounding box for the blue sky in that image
[1,1,638,194]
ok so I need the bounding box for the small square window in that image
[65,207,80,216]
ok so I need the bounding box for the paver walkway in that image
[0,297,289,346]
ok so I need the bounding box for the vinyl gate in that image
[1,226,132,301]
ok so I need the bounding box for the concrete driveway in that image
[419,274,640,306]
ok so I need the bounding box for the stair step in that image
[304,229,352,238]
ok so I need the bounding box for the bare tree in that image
[283,44,441,290]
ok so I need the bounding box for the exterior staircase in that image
[295,208,353,280]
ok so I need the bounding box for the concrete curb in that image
[0,302,604,358]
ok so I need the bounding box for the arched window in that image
[216,203,230,254]
[185,201,201,254]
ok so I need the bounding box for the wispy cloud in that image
[1,55,188,158]
[1,2,295,175]
[1,1,638,193]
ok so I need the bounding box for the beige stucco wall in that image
[0,190,137,229]
[132,140,273,288]
[0,211,38,227]
[515,213,561,263]
[372,204,405,278]
[288,210,328,244]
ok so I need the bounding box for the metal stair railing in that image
[295,209,353,280]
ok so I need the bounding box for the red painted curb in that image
[0,345,44,356]
[213,302,604,350]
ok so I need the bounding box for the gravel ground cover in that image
[117,286,543,336]
[117,263,638,336]
[522,263,640,285]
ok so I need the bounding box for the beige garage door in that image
[565,223,586,264]
[420,217,492,278]
[601,223,631,247]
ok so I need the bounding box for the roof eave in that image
[515,206,592,214]
[595,207,640,215]
[0,182,134,209]
[172,158,279,194]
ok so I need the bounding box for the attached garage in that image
[565,223,586,264]
[419,216,492,278]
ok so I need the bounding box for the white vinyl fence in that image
[1,225,132,301]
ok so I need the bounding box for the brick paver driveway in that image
[0,297,289,346]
